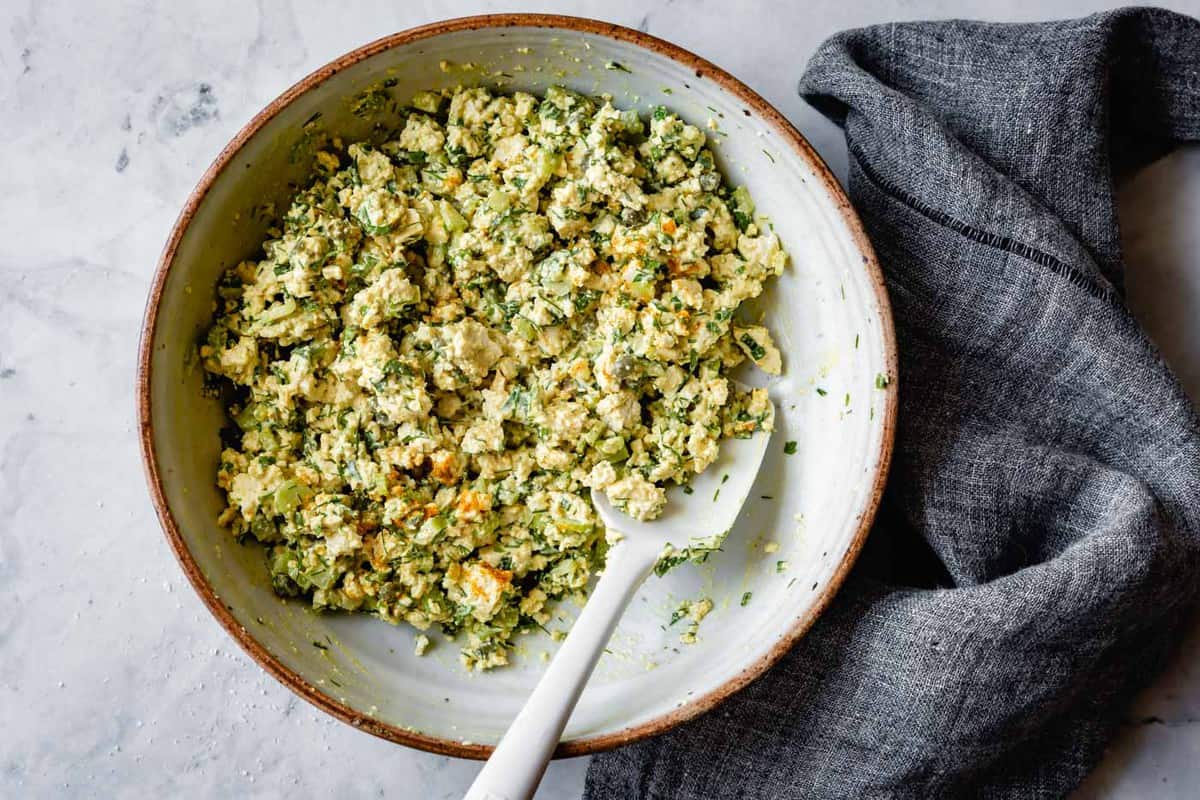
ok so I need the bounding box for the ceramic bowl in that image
[138,14,897,757]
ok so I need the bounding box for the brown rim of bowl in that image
[137,12,898,760]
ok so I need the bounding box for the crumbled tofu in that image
[673,597,714,644]
[202,85,787,670]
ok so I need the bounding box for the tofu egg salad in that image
[200,85,786,670]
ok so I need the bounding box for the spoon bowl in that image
[590,411,776,549]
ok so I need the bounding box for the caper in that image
[619,207,645,226]
[612,354,638,380]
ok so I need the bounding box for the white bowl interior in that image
[146,23,892,748]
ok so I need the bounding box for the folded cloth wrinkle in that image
[585,8,1200,798]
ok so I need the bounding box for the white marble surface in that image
[2,1,1197,797]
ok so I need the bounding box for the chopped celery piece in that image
[410,90,441,113]
[730,185,755,231]
[555,518,594,535]
[512,316,539,341]
[273,480,312,515]
[438,199,467,234]
[259,297,297,323]
[417,514,449,544]
[597,436,629,462]
[486,190,512,213]
[619,108,642,135]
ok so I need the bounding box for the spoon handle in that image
[463,537,658,800]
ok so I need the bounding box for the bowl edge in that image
[135,11,899,760]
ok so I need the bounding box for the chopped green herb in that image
[783,441,797,455]
[654,535,726,577]
[739,333,767,361]
[740,591,753,606]
[815,387,827,396]
[875,372,891,389]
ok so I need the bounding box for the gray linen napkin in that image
[585,8,1200,798]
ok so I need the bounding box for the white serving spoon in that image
[464,402,774,800]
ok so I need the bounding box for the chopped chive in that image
[312,641,328,650]
[760,495,774,500]
[683,485,694,495]
[605,61,631,73]
[815,387,827,396]
[713,489,720,502]
[776,560,789,573]
[721,474,730,484]
[783,441,797,455]
[875,372,891,389]
[761,149,775,163]
[740,592,753,606]
[854,333,860,349]
[844,393,850,407]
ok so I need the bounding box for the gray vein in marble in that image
[151,82,220,139]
